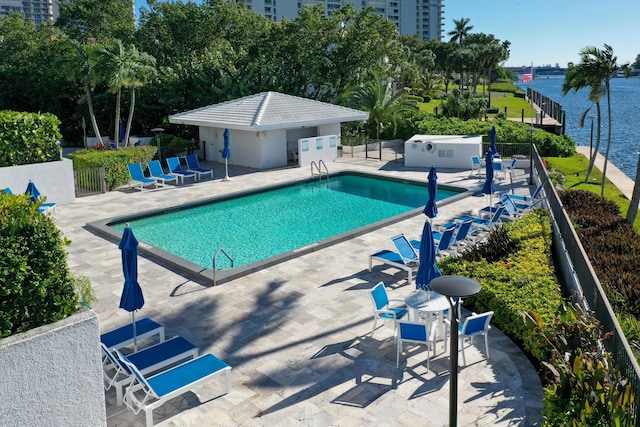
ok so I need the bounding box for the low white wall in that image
[298,135,338,167]
[0,158,75,205]
[0,309,106,427]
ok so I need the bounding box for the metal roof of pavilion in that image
[168,91,369,131]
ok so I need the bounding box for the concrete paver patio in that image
[56,155,543,426]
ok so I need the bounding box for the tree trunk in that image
[114,88,121,147]
[584,102,602,183]
[85,81,103,144]
[124,88,136,147]
[600,85,612,197]
[626,151,640,224]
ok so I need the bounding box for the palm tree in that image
[447,18,473,90]
[101,42,156,147]
[342,73,419,141]
[57,39,104,144]
[120,46,156,147]
[562,44,627,197]
[562,64,604,184]
[447,18,473,45]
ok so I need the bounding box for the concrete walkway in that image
[575,145,635,198]
[57,156,543,426]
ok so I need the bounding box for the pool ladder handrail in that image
[311,160,329,181]
[212,247,234,286]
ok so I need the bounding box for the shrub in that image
[152,134,191,159]
[68,146,157,190]
[0,192,78,338]
[0,110,62,167]
[439,209,563,361]
[559,190,640,318]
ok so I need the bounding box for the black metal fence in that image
[535,146,640,419]
[73,167,106,197]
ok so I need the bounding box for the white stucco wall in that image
[0,157,75,205]
[259,129,287,169]
[0,309,106,427]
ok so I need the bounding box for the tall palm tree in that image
[562,44,627,197]
[101,42,156,147]
[447,18,473,45]
[342,73,419,141]
[447,18,473,90]
[121,46,156,147]
[57,39,104,144]
[562,63,604,184]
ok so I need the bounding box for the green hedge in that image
[439,209,563,361]
[0,110,62,167]
[382,113,576,157]
[0,192,78,338]
[68,146,157,190]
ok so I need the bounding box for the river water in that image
[516,76,640,180]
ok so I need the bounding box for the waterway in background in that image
[516,76,640,180]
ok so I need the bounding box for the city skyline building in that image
[234,0,444,41]
[0,0,59,25]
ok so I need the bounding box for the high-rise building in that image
[0,0,58,25]
[234,0,444,41]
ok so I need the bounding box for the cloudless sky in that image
[444,0,639,67]
[134,0,639,68]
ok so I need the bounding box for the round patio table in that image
[405,290,450,340]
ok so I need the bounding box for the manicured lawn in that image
[545,154,640,230]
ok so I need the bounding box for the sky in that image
[444,0,639,67]
[133,0,639,68]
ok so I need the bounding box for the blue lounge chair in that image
[102,336,199,406]
[510,184,545,207]
[453,205,505,231]
[116,349,232,427]
[100,317,166,350]
[185,154,213,180]
[147,160,177,187]
[369,234,419,283]
[166,157,196,184]
[127,163,157,191]
[411,225,457,259]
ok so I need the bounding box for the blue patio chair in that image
[470,155,483,176]
[166,157,196,184]
[396,320,437,369]
[369,234,419,283]
[457,311,493,366]
[185,154,213,180]
[116,349,232,427]
[147,160,177,187]
[127,163,157,191]
[100,317,165,351]
[102,336,199,406]
[369,281,409,338]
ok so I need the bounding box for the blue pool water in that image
[112,174,462,270]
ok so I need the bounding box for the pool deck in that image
[56,155,543,426]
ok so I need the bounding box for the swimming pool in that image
[87,172,470,285]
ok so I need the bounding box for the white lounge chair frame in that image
[117,350,232,427]
[102,336,199,406]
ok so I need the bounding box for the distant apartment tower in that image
[0,0,60,25]
[233,0,444,41]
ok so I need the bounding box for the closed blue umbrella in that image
[415,221,441,291]
[482,150,495,213]
[119,225,145,350]
[423,166,438,223]
[489,125,497,155]
[25,181,40,202]
[222,128,231,181]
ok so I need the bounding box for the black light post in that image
[151,127,164,164]
[430,276,481,427]
[527,127,536,185]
